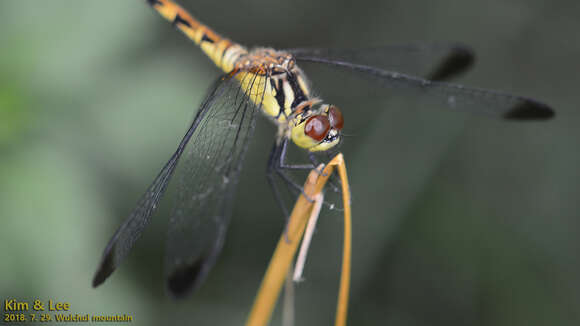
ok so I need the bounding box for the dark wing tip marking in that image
[504,100,555,120]
[428,46,475,81]
[166,258,206,298]
[92,243,118,288]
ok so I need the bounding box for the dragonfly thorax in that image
[233,48,344,152]
[235,48,296,75]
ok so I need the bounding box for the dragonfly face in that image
[290,104,344,152]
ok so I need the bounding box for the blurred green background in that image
[1,0,579,325]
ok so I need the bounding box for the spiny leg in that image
[278,144,345,212]
[267,139,343,222]
[266,140,316,243]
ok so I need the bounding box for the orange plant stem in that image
[245,153,351,326]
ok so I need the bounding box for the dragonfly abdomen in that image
[148,0,247,72]
[148,0,317,125]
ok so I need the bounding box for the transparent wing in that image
[287,42,475,81]
[92,71,256,289]
[164,71,264,297]
[297,57,554,120]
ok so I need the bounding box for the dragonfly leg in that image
[266,138,314,218]
[267,142,291,222]
[275,139,316,203]
[278,137,316,170]
[309,152,342,194]
[267,140,344,231]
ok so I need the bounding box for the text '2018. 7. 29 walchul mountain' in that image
[92,0,554,298]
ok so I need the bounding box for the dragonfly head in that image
[291,104,344,152]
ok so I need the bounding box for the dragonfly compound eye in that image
[328,105,344,130]
[304,115,331,142]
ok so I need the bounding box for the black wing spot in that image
[172,14,192,28]
[167,257,207,298]
[428,47,475,81]
[504,101,555,120]
[92,242,117,288]
[201,34,215,44]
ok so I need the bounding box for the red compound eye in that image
[304,115,331,142]
[328,105,344,130]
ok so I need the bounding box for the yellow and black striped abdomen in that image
[147,1,317,127]
[147,0,247,73]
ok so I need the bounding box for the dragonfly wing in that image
[92,71,254,289]
[287,42,474,81]
[295,58,554,120]
[164,71,263,297]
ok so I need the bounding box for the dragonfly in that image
[93,0,554,298]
